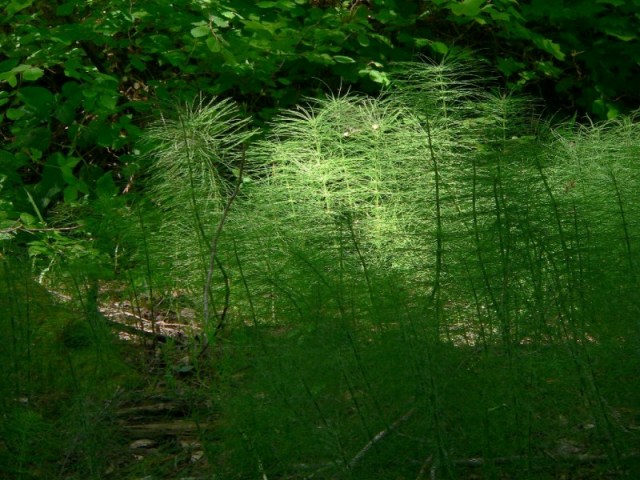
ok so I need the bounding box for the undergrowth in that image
[0,257,139,479]
[1,61,639,479]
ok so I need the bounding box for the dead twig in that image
[347,407,416,469]
[415,454,434,480]
[426,451,640,478]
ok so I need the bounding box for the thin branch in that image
[0,222,82,235]
[23,225,82,233]
[201,145,247,351]
[213,254,231,334]
[347,407,416,469]
[415,454,434,480]
[420,114,443,309]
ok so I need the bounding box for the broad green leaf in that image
[63,185,78,203]
[29,149,43,161]
[19,212,38,227]
[6,108,25,120]
[97,124,117,147]
[84,88,99,100]
[221,49,238,65]
[63,58,88,80]
[334,55,356,64]
[206,36,221,52]
[0,59,18,72]
[488,10,511,22]
[28,240,52,257]
[360,69,390,86]
[519,70,537,81]
[22,66,44,81]
[606,105,620,119]
[55,101,76,125]
[497,57,525,77]
[163,51,187,67]
[190,25,210,38]
[449,0,485,17]
[604,30,635,42]
[130,56,147,72]
[96,172,117,198]
[18,87,55,116]
[14,126,51,150]
[304,53,334,65]
[10,64,31,73]
[534,37,565,61]
[211,15,229,28]
[132,10,150,19]
[415,38,448,54]
[76,179,89,194]
[98,94,117,111]
[55,152,80,170]
[0,150,21,170]
[430,41,449,54]
[535,61,561,77]
[357,33,370,47]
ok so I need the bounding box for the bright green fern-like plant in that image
[141,97,255,326]
[135,61,640,479]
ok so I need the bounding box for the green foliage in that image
[216,319,639,478]
[519,0,640,118]
[138,61,640,341]
[0,257,137,479]
[2,55,640,477]
[133,62,640,476]
[0,2,638,472]
[141,96,255,293]
[1,0,637,267]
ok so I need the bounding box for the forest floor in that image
[95,295,640,480]
[2,273,640,479]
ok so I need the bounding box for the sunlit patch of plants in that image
[129,61,640,478]
[2,60,639,479]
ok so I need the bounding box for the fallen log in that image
[120,420,211,439]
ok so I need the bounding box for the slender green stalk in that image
[202,147,246,330]
[609,169,634,273]
[420,114,443,310]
